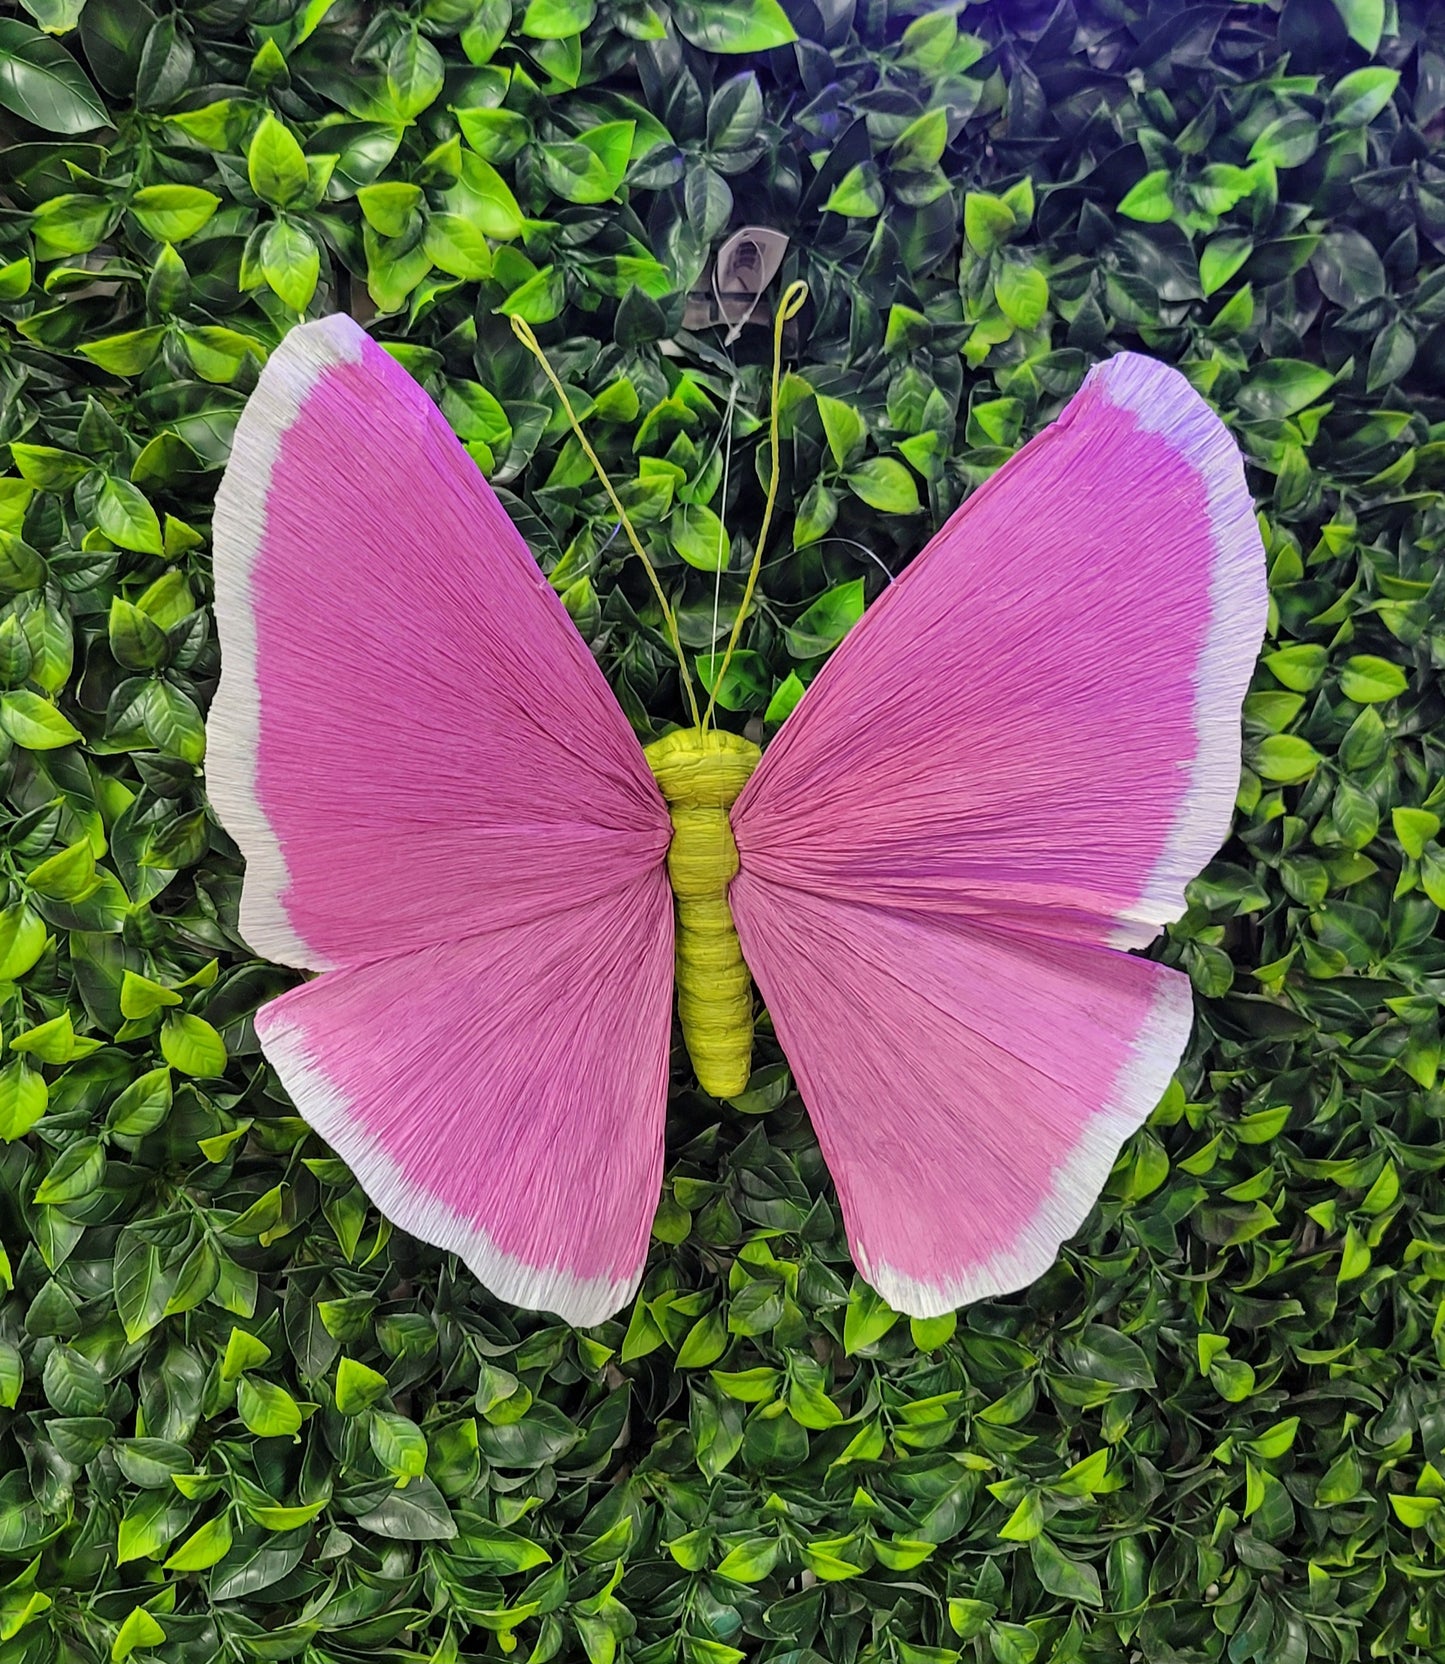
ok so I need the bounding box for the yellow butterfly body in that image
[644,727,760,1096]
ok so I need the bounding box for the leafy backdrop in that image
[1,0,1444,1661]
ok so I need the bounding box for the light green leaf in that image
[1,690,81,749]
[784,579,865,658]
[1338,654,1407,703]
[129,184,220,242]
[847,457,920,515]
[160,1014,227,1078]
[248,114,309,207]
[674,0,797,53]
[816,395,867,469]
[1118,170,1174,222]
[1328,66,1398,127]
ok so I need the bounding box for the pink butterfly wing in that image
[731,353,1266,1314]
[734,353,1266,952]
[208,314,675,1323]
[209,312,669,973]
[729,884,1194,1316]
[256,883,673,1325]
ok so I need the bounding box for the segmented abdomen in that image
[668,806,753,1097]
[643,727,761,1100]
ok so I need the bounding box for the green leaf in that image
[334,1356,389,1415]
[371,1409,428,1481]
[1392,807,1440,860]
[1329,0,1385,51]
[356,181,423,238]
[424,213,493,280]
[674,0,797,53]
[890,107,948,170]
[237,1376,303,1438]
[111,1605,165,1661]
[1237,360,1334,419]
[847,458,920,515]
[129,184,220,242]
[165,1512,234,1571]
[25,839,97,901]
[784,579,865,657]
[248,114,309,207]
[1030,1534,1103,1605]
[160,1014,227,1078]
[715,1536,779,1582]
[964,191,1016,253]
[1338,654,1407,703]
[823,163,884,218]
[1263,642,1328,692]
[843,1284,899,1354]
[672,503,729,571]
[539,120,633,204]
[79,326,166,375]
[1389,1493,1439,1528]
[1118,170,1174,222]
[520,0,595,36]
[995,261,1048,329]
[455,106,531,163]
[1,690,81,749]
[998,1491,1045,1541]
[1328,66,1399,127]
[260,219,320,311]
[97,477,164,554]
[695,650,769,713]
[816,395,867,469]
[444,153,523,239]
[1254,730,1323,781]
[0,903,47,980]
[764,671,805,725]
[1200,234,1252,296]
[496,263,565,324]
[0,17,108,132]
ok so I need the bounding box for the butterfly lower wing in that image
[733,353,1267,951]
[730,876,1193,1316]
[209,312,669,971]
[257,871,673,1325]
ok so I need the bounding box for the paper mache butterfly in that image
[205,282,1267,1328]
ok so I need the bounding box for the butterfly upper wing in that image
[208,314,675,1323]
[730,354,1266,1314]
[209,312,669,972]
[734,353,1267,953]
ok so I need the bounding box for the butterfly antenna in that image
[509,313,701,729]
[701,278,808,731]
[702,379,740,734]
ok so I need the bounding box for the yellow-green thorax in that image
[644,727,761,1098]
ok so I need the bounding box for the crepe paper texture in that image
[208,312,1265,1325]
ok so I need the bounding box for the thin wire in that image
[703,380,739,733]
[807,535,896,583]
[702,279,809,731]
[509,313,701,729]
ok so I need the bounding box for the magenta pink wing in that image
[256,878,673,1325]
[731,353,1266,1313]
[207,314,675,1322]
[734,352,1267,952]
[208,312,670,972]
[730,880,1194,1315]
